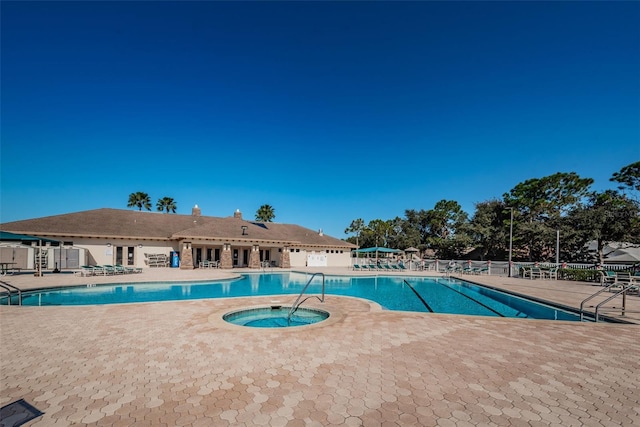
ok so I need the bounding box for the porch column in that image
[180,241,194,269]
[280,245,291,268]
[249,245,261,269]
[220,243,233,269]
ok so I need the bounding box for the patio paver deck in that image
[1,268,639,426]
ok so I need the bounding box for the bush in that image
[558,268,599,282]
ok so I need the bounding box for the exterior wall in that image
[288,248,352,268]
[2,235,354,270]
[288,248,307,267]
[56,238,177,268]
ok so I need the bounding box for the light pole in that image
[556,229,560,266]
[508,207,514,278]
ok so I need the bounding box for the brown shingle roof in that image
[1,208,356,248]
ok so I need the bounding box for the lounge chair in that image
[530,267,543,280]
[102,265,122,275]
[398,262,408,270]
[546,267,558,280]
[616,272,639,285]
[76,266,96,277]
[353,264,362,271]
[599,271,617,286]
[519,266,531,279]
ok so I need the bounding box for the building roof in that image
[0,208,356,248]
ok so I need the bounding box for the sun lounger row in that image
[353,263,408,271]
[75,265,142,276]
[461,266,489,275]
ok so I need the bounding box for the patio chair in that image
[530,267,543,280]
[76,266,96,277]
[599,271,617,286]
[101,265,119,275]
[519,265,531,279]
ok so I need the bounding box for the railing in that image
[580,283,634,322]
[0,281,22,306]
[287,272,325,322]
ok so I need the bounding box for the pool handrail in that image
[0,281,22,306]
[287,272,325,321]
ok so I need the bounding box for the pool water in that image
[223,306,329,328]
[6,272,584,321]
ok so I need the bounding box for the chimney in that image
[192,204,201,216]
[234,209,242,219]
[318,229,323,236]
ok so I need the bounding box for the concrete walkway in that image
[1,268,639,426]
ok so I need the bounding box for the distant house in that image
[586,241,640,264]
[0,207,356,270]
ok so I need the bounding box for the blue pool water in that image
[6,272,584,321]
[223,306,330,328]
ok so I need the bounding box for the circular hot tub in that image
[223,306,329,328]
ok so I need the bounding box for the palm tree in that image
[256,204,275,222]
[127,192,151,211]
[156,197,177,213]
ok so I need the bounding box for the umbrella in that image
[353,247,400,264]
[0,231,59,244]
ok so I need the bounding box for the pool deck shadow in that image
[2,267,639,426]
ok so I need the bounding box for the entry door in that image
[115,247,123,265]
[127,247,135,265]
[243,249,249,267]
[233,249,239,266]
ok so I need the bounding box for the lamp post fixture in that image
[508,207,514,278]
[556,229,560,266]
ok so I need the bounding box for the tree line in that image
[344,161,640,265]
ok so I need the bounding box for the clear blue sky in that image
[1,1,639,239]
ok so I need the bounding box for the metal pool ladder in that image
[0,281,23,306]
[580,283,634,322]
[287,272,325,322]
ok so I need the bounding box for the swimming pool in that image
[5,272,585,321]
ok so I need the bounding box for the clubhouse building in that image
[0,207,356,271]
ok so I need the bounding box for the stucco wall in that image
[66,238,178,268]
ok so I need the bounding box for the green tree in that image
[425,200,470,258]
[403,209,431,251]
[611,161,640,201]
[367,219,393,248]
[567,190,640,264]
[344,218,365,247]
[255,204,275,222]
[127,192,151,211]
[467,200,509,260]
[503,172,593,260]
[156,197,177,213]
